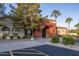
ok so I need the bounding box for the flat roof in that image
[57,26,67,29]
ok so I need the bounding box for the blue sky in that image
[4,3,79,29]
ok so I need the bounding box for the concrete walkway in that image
[0,38,50,52]
[0,38,79,52]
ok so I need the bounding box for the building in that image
[57,26,68,36]
[0,17,56,39]
[69,29,78,36]
[34,19,56,38]
[69,33,78,36]
[0,17,24,39]
[57,27,78,36]
[43,19,56,37]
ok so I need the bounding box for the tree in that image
[65,17,73,30]
[51,10,61,21]
[0,3,6,27]
[0,3,6,17]
[75,23,79,30]
[51,10,61,35]
[0,22,3,27]
[9,3,42,39]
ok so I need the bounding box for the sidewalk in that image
[0,38,50,52]
[47,42,79,52]
[0,38,79,52]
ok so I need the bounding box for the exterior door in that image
[42,27,47,38]
[25,29,32,38]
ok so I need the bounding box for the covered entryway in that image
[42,26,48,38]
[24,28,32,38]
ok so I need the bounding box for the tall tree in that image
[51,10,61,35]
[0,3,6,17]
[9,3,42,39]
[51,10,61,20]
[0,3,6,27]
[0,22,3,27]
[75,23,79,30]
[65,17,73,30]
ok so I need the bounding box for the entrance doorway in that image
[24,28,32,38]
[42,27,47,38]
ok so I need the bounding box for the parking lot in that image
[1,44,79,56]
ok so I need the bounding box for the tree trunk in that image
[68,22,70,30]
[78,27,79,30]
[24,25,27,38]
[68,22,70,35]
[55,17,57,36]
[31,16,34,40]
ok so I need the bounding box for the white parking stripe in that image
[0,53,9,54]
[32,48,49,56]
[9,51,13,56]
[12,52,44,55]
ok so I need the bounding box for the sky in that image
[4,3,79,29]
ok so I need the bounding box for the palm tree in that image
[65,17,73,35]
[75,23,79,30]
[51,10,61,35]
[65,17,73,30]
[51,10,61,20]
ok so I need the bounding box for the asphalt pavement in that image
[1,44,79,56]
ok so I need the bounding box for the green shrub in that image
[51,36,59,43]
[63,36,75,45]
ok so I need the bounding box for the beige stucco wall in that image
[0,31,3,39]
[57,28,68,35]
[0,27,2,39]
[0,18,25,39]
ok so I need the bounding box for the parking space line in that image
[32,48,49,56]
[0,53,9,54]
[0,53,9,56]
[12,52,44,55]
[17,49,32,50]
[23,48,33,50]
[18,48,36,51]
[9,51,13,56]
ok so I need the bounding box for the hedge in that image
[63,36,75,45]
[51,36,59,43]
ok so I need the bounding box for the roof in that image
[42,19,55,21]
[41,19,56,27]
[57,26,67,29]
